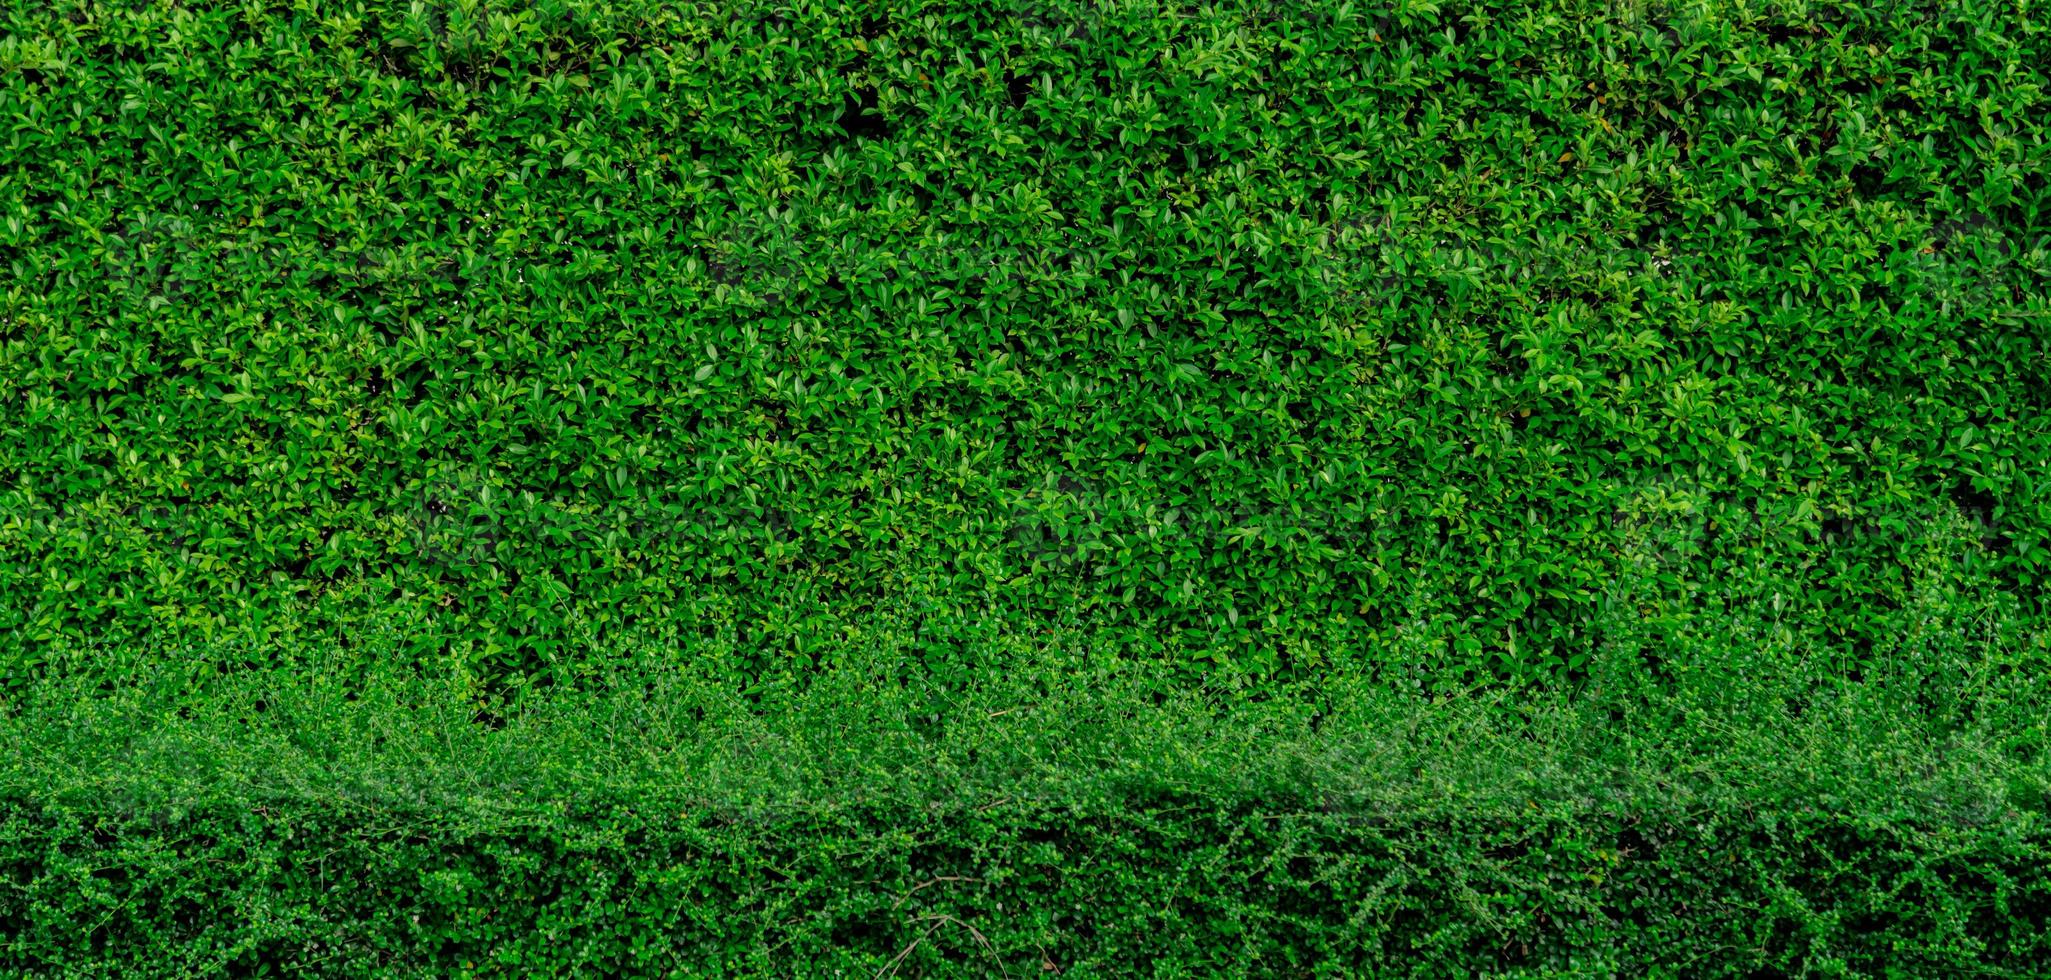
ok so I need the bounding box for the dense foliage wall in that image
[4,794,2046,976]
[3,0,2046,692]
[3,2,2050,974]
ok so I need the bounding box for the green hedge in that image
[5,0,2050,972]
[6,794,2047,977]
[4,0,2047,690]
[4,632,2047,976]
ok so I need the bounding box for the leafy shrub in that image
[2,0,2045,693]
[4,2,2049,970]
[2,630,2045,977]
[7,793,2048,977]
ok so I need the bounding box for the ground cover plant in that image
[1,0,2047,974]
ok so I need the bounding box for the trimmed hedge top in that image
[2,0,2047,688]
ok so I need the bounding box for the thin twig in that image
[909,913,1010,980]
[892,875,983,910]
[873,919,944,980]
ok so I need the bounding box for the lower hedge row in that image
[4,793,2047,977]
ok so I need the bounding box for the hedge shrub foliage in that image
[3,634,2047,976]
[7,795,2047,976]
[3,0,2048,689]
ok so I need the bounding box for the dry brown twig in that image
[873,913,1011,980]
[891,875,984,911]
